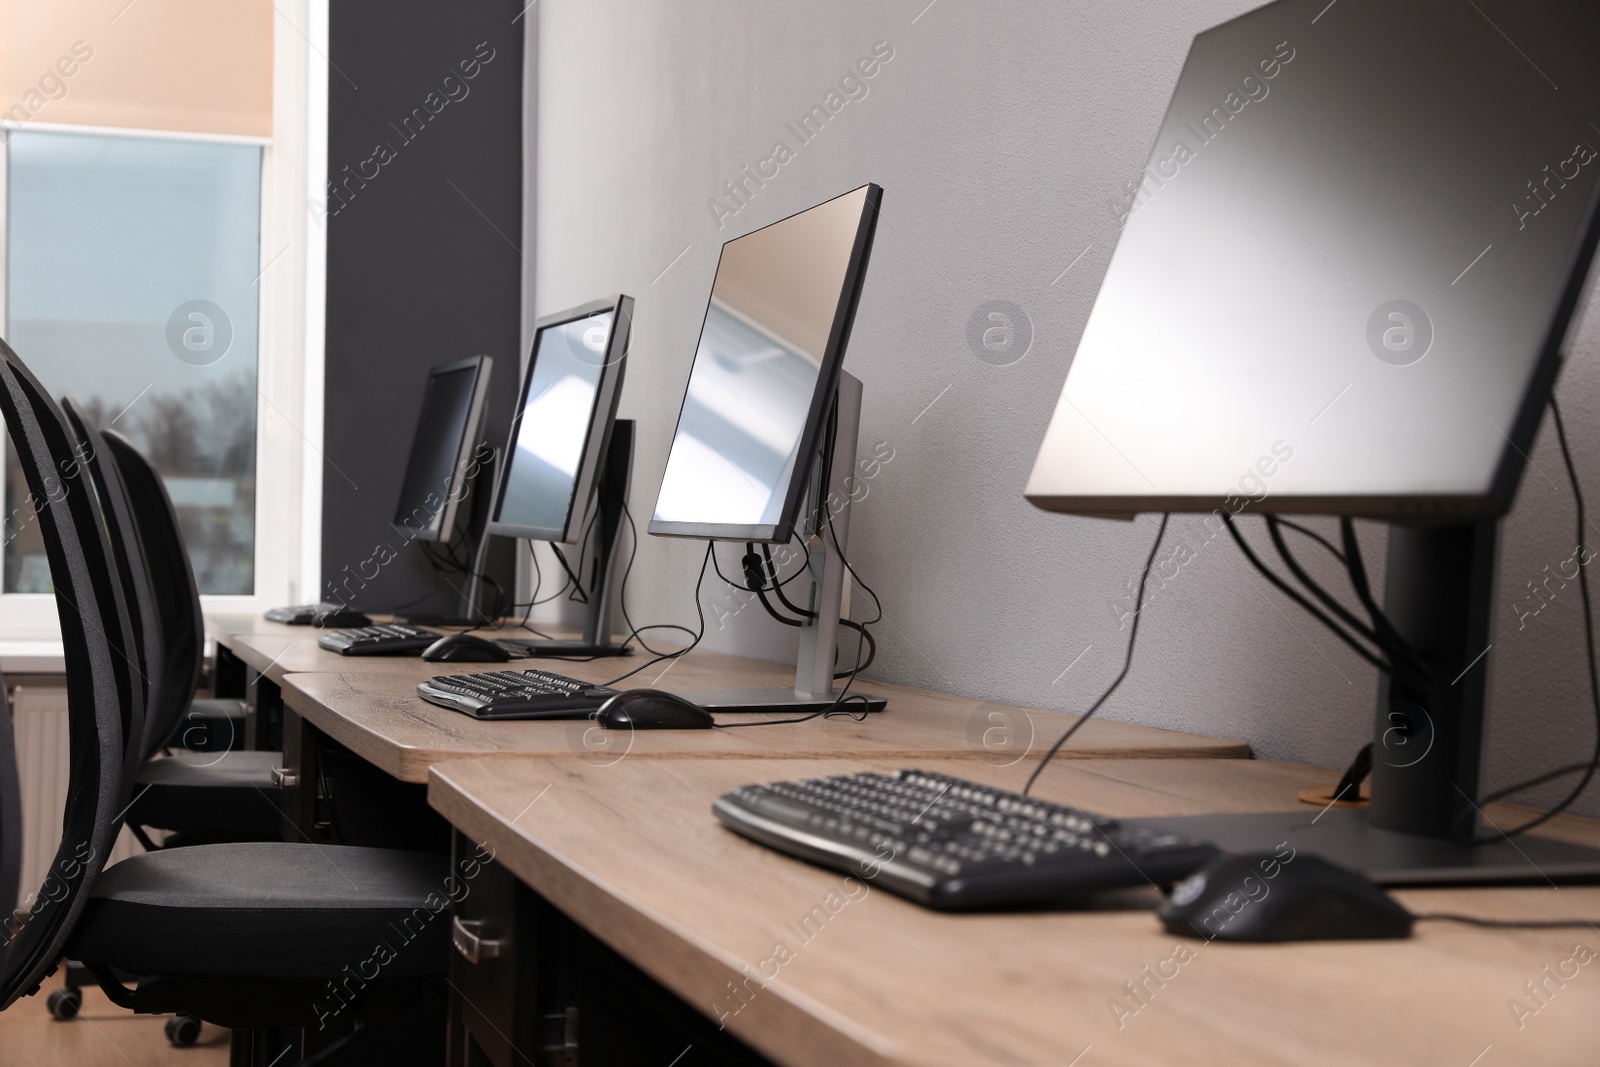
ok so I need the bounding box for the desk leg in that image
[214,643,247,700]
[276,707,322,843]
[244,669,284,751]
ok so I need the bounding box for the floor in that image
[0,966,230,1066]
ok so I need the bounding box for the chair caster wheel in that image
[46,988,82,1020]
[165,1013,202,1047]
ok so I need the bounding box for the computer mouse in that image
[1157,852,1415,942]
[421,633,511,663]
[596,689,715,730]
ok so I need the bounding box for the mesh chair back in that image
[0,339,142,1010]
[0,682,17,943]
[101,430,203,755]
[64,399,165,767]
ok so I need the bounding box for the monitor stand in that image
[1121,521,1600,885]
[678,372,887,715]
[498,419,635,658]
[395,447,505,628]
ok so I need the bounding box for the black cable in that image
[505,542,555,639]
[614,500,701,658]
[836,620,876,676]
[1467,397,1600,841]
[1319,514,1431,804]
[710,507,884,728]
[1275,518,1346,563]
[769,538,809,590]
[549,544,589,605]
[753,585,802,628]
[1414,913,1600,930]
[714,541,876,677]
[1024,514,1169,797]
[1338,517,1430,685]
[826,511,884,628]
[1265,516,1385,650]
[1479,761,1594,806]
[1330,742,1373,804]
[601,540,713,688]
[763,543,815,618]
[1222,512,1395,676]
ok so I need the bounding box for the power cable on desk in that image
[609,507,883,729]
[1459,396,1600,842]
[1412,912,1600,931]
[599,529,713,688]
[1023,514,1169,798]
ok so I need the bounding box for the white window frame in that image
[0,0,327,638]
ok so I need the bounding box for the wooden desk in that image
[282,668,1250,785]
[430,756,1600,1067]
[225,615,1246,846]
[211,624,438,687]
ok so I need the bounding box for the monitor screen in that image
[491,298,631,542]
[1026,0,1600,519]
[392,357,489,542]
[651,184,880,541]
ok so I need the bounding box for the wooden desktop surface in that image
[281,668,1249,783]
[208,620,445,685]
[429,755,1600,1067]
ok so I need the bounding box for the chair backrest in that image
[63,400,166,765]
[100,430,203,754]
[0,680,18,943]
[0,338,142,1010]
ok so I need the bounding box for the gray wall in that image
[531,0,1600,816]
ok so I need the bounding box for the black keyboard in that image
[317,624,442,656]
[416,669,619,720]
[713,769,1219,911]
[265,602,372,627]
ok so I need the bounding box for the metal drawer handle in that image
[452,917,505,964]
[270,767,298,789]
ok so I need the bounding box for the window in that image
[4,130,263,594]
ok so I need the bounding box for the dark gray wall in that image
[321,0,524,613]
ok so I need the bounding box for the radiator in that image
[13,685,141,904]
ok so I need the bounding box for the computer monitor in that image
[651,184,887,712]
[1026,0,1600,882]
[487,296,634,655]
[393,355,493,543]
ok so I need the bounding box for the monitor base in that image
[1121,808,1600,886]
[503,639,632,658]
[677,687,887,714]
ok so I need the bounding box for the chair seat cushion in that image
[174,696,246,752]
[67,843,453,980]
[127,751,286,835]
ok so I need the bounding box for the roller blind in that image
[1,0,273,139]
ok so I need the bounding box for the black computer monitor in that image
[650,184,887,712]
[393,355,493,543]
[1026,0,1600,882]
[486,296,634,655]
[651,185,881,544]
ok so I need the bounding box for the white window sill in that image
[0,639,66,674]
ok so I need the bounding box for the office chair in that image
[0,340,452,1064]
[100,426,245,756]
[61,411,284,844]
[0,681,19,937]
[39,403,274,1036]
